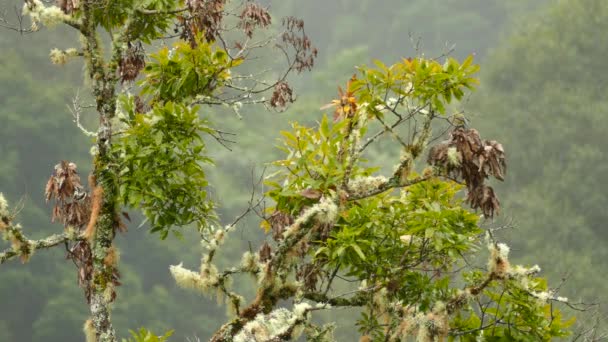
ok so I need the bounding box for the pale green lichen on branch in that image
[0,193,81,264]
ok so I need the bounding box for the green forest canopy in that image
[0,0,605,340]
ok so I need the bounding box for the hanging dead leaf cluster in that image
[45,161,90,228]
[267,210,294,241]
[44,161,123,303]
[296,262,320,292]
[134,95,149,114]
[180,0,227,45]
[56,0,79,14]
[258,241,272,263]
[428,127,506,218]
[270,81,294,109]
[237,2,272,38]
[118,41,145,83]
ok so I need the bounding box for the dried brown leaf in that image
[300,188,322,200]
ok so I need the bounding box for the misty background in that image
[1,0,606,340]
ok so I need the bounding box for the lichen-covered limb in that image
[303,291,367,307]
[347,174,432,201]
[209,201,338,342]
[0,230,76,264]
[22,0,83,32]
[0,193,79,264]
[233,303,330,342]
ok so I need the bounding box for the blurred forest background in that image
[1,0,606,340]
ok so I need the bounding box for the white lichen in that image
[530,290,568,305]
[214,228,226,245]
[496,243,510,259]
[0,193,9,218]
[200,261,219,287]
[65,48,78,56]
[235,304,318,342]
[315,197,338,224]
[23,0,70,29]
[240,251,260,272]
[170,261,219,297]
[399,234,413,245]
[349,176,388,197]
[487,240,511,278]
[292,302,312,318]
[170,263,205,293]
[282,204,317,239]
[372,287,389,311]
[447,147,462,166]
[50,48,68,65]
[89,145,99,157]
[226,294,244,317]
[39,6,70,27]
[202,226,231,251]
[509,264,541,279]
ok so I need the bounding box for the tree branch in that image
[1,231,76,264]
[135,7,187,15]
[347,174,433,201]
[303,291,367,307]
[0,197,80,264]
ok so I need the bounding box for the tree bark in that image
[80,1,120,340]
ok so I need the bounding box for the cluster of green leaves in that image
[140,36,239,104]
[91,0,177,42]
[260,55,577,340]
[122,328,173,342]
[355,56,479,115]
[317,180,480,295]
[454,272,574,340]
[3,0,579,340]
[264,115,376,220]
[110,36,245,238]
[112,96,215,238]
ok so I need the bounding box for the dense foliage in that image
[0,0,603,340]
[164,56,574,341]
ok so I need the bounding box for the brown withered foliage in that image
[292,239,309,258]
[118,41,145,83]
[178,0,227,45]
[267,210,294,241]
[238,2,271,38]
[300,188,322,200]
[296,263,320,292]
[134,95,149,114]
[270,81,294,110]
[66,241,94,300]
[280,16,318,73]
[66,240,122,303]
[258,241,272,263]
[56,0,79,14]
[45,161,122,303]
[428,127,506,218]
[45,161,90,228]
[315,222,333,242]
